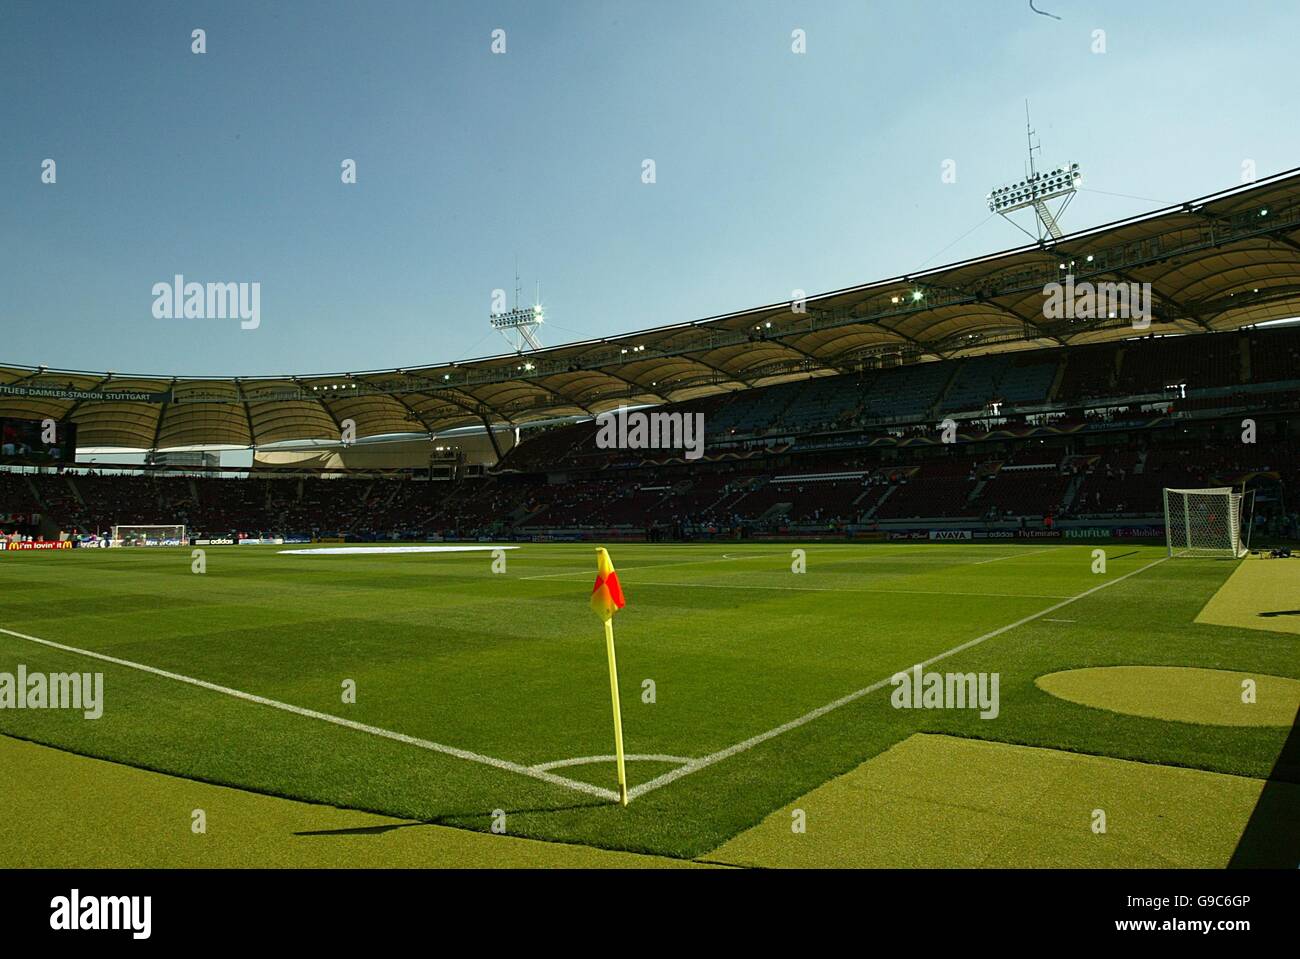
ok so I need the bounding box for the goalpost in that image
[110,524,187,547]
[1162,488,1253,558]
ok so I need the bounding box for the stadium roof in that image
[5,168,1300,450]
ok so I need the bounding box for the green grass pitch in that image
[1,542,1296,861]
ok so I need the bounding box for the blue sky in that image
[3,0,1297,377]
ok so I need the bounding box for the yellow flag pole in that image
[603,617,629,806]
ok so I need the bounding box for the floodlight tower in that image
[986,103,1083,241]
[490,271,545,353]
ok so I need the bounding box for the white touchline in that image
[0,625,618,804]
[623,582,1071,600]
[520,545,1066,582]
[624,555,1169,801]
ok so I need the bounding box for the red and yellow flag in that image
[590,547,626,622]
[591,546,630,805]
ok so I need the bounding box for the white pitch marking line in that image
[972,547,1056,565]
[1044,618,1077,623]
[519,546,1062,582]
[279,545,520,556]
[0,626,618,803]
[520,552,779,580]
[625,555,1168,802]
[625,581,1071,600]
[531,753,693,773]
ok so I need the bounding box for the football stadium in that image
[1,0,1298,936]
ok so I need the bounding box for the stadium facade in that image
[2,170,1299,546]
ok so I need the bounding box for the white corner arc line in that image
[531,754,693,773]
[0,626,618,803]
[625,556,1169,802]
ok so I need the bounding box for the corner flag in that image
[591,547,626,621]
[591,547,629,805]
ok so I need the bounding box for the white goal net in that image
[1163,488,1253,558]
[111,524,187,547]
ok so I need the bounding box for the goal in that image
[111,524,187,547]
[1162,488,1253,558]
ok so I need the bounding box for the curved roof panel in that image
[4,169,1300,449]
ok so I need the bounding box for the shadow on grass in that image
[292,800,607,837]
[1229,701,1300,868]
[1258,610,1300,618]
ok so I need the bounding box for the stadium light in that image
[986,105,1082,240]
[987,163,1081,216]
[491,272,546,352]
[490,306,545,330]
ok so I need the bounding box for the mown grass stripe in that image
[0,625,619,802]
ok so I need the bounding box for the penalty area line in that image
[971,547,1056,565]
[626,555,1169,802]
[0,626,618,803]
